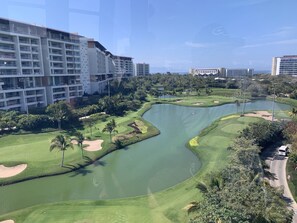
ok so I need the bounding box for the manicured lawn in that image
[0,115,259,223]
[274,97,297,107]
[0,102,159,185]
[157,95,237,107]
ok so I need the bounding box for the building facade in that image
[135,63,150,76]
[271,55,297,76]
[189,68,225,76]
[0,18,133,112]
[225,68,254,77]
[112,55,134,78]
[87,40,115,94]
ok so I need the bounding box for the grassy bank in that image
[287,160,297,201]
[0,102,159,185]
[271,96,297,107]
[0,115,259,223]
[155,95,237,107]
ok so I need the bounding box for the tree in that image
[46,101,72,130]
[103,119,118,142]
[291,107,297,118]
[50,134,74,167]
[235,100,240,114]
[189,138,293,223]
[82,117,96,136]
[72,132,85,158]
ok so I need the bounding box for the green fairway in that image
[0,102,159,185]
[0,115,259,223]
[157,95,237,107]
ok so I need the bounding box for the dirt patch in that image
[175,100,184,103]
[244,111,274,121]
[0,220,14,223]
[0,164,27,178]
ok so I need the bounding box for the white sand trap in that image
[193,102,203,106]
[83,140,104,151]
[214,100,220,104]
[0,220,15,223]
[244,111,274,121]
[0,164,27,178]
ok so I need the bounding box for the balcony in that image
[0,36,14,43]
[0,52,16,60]
[0,69,18,75]
[19,46,31,52]
[0,45,15,52]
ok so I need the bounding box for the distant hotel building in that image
[189,67,253,77]
[225,68,254,77]
[135,63,150,76]
[0,17,134,111]
[189,68,225,76]
[271,55,297,76]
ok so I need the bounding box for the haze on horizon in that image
[0,0,296,73]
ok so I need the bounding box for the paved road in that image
[268,154,297,222]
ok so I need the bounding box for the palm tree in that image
[235,99,240,114]
[103,119,118,142]
[291,107,297,118]
[50,134,73,167]
[72,132,85,158]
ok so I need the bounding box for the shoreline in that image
[0,102,159,186]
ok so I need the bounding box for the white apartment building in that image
[87,40,115,94]
[0,18,133,112]
[135,63,150,76]
[272,55,297,76]
[112,55,134,78]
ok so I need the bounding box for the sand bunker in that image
[83,140,104,151]
[193,102,203,106]
[244,111,274,121]
[0,220,15,223]
[0,164,27,178]
[214,100,220,104]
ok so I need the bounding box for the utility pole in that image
[272,84,276,121]
[107,79,110,97]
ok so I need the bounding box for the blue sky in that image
[0,0,297,72]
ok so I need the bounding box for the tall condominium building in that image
[112,55,134,78]
[0,18,133,112]
[87,40,115,94]
[135,63,150,76]
[271,55,297,76]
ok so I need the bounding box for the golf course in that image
[0,99,291,222]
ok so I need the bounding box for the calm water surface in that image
[0,100,291,214]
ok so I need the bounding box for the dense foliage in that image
[239,120,284,148]
[189,138,292,223]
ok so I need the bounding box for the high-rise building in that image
[271,55,297,76]
[0,17,133,112]
[112,55,134,78]
[87,40,115,94]
[135,63,150,76]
